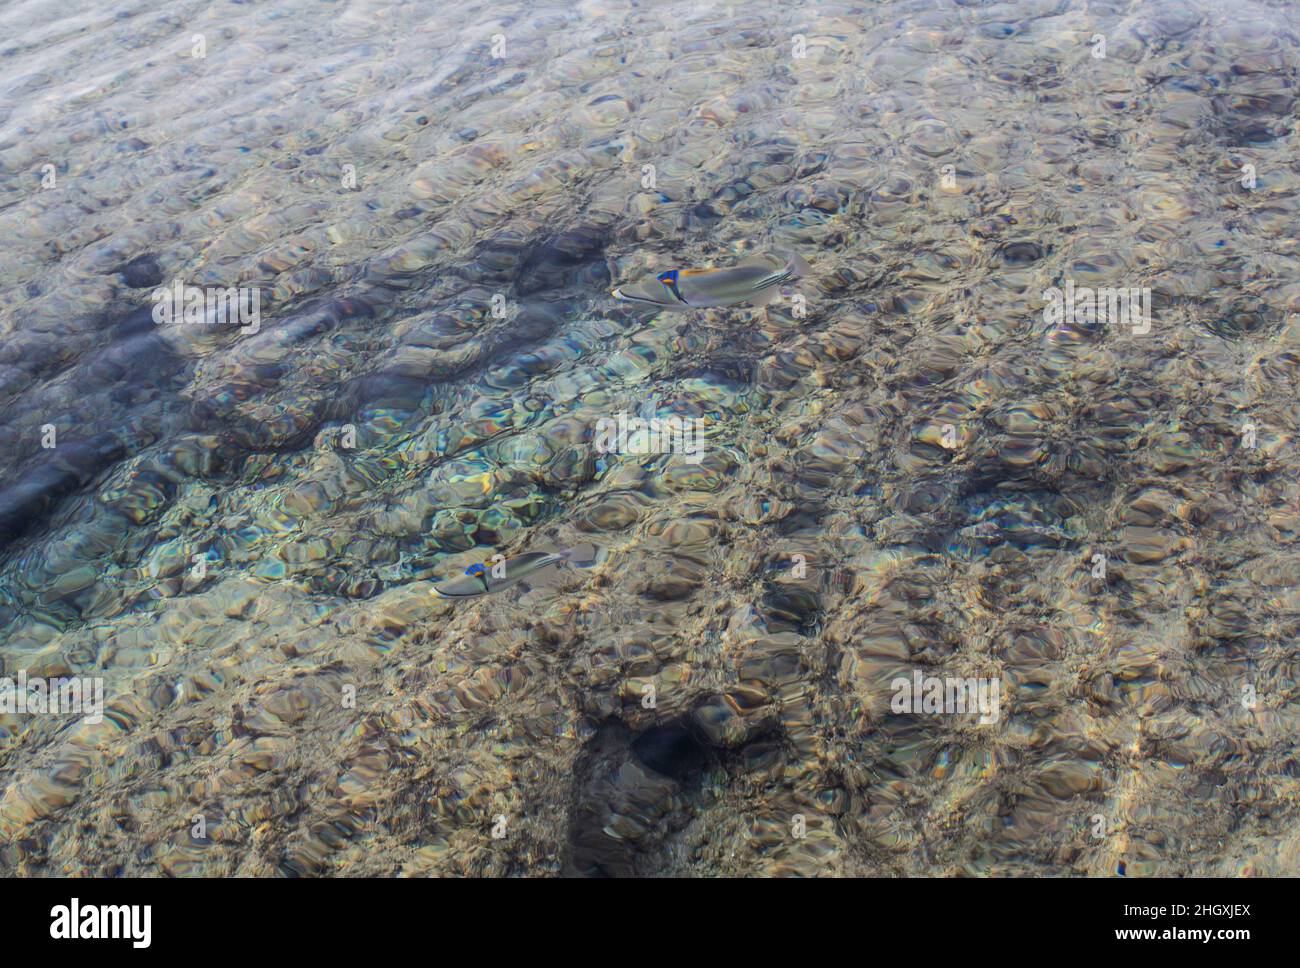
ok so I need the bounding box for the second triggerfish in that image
[430,545,597,599]
[611,251,811,309]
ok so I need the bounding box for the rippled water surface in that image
[2,0,1299,876]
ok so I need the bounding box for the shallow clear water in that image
[1,0,1299,876]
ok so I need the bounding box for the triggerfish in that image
[611,251,811,309]
[430,545,597,599]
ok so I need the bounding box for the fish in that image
[610,252,811,310]
[430,545,597,599]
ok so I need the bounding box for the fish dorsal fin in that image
[735,254,783,271]
[675,255,777,279]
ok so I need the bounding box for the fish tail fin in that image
[557,543,599,567]
[749,253,812,295]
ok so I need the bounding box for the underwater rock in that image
[111,254,164,290]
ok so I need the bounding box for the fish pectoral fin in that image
[747,285,780,307]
